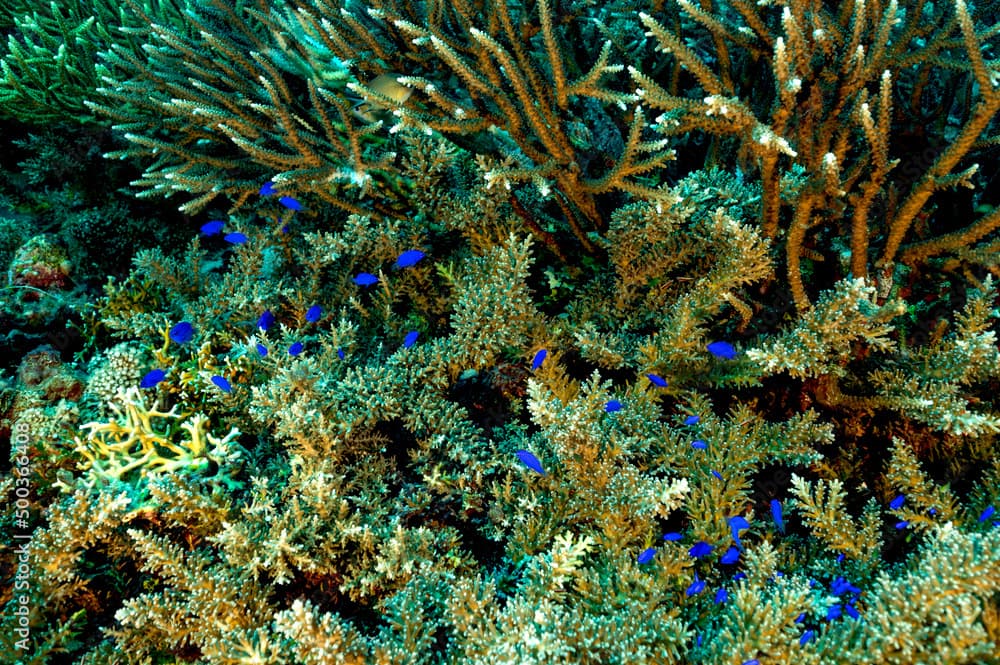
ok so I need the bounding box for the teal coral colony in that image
[2,0,1000,663]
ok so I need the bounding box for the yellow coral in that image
[74,387,241,483]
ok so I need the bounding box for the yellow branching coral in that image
[73,387,242,488]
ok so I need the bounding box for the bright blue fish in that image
[353,272,379,286]
[394,249,425,269]
[711,470,723,481]
[728,515,750,547]
[337,348,345,360]
[403,330,419,348]
[279,196,302,211]
[895,520,908,529]
[684,415,700,425]
[795,612,807,623]
[714,588,728,604]
[689,541,713,558]
[256,343,268,357]
[662,532,682,541]
[605,400,622,412]
[844,602,860,619]
[771,499,785,534]
[707,341,737,359]
[979,506,996,522]
[200,220,225,235]
[532,349,547,370]
[288,342,303,356]
[637,547,656,565]
[257,310,274,331]
[515,449,545,475]
[691,439,707,449]
[800,630,814,645]
[890,495,905,510]
[225,232,248,245]
[743,660,760,665]
[646,373,668,387]
[169,321,194,345]
[211,375,232,393]
[140,368,165,388]
[260,181,277,196]
[306,305,323,323]
[831,577,860,595]
[720,546,740,564]
[686,573,705,596]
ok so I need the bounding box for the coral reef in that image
[1,0,999,664]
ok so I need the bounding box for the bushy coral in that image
[3,0,1000,663]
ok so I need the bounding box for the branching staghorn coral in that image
[632,0,1000,308]
[85,0,406,216]
[0,0,185,123]
[68,386,244,504]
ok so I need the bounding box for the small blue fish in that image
[515,449,545,475]
[662,532,682,541]
[279,195,302,211]
[771,499,785,534]
[691,439,707,449]
[257,310,274,331]
[837,553,845,564]
[831,577,860,595]
[394,249,425,269]
[260,181,277,196]
[305,305,323,323]
[714,588,728,604]
[353,272,379,286]
[170,321,194,345]
[895,521,908,529]
[605,400,622,412]
[720,546,740,564]
[844,602,860,619]
[200,220,225,235]
[403,330,419,348]
[140,368,165,388]
[646,373,668,387]
[711,470,723,481]
[890,494,905,510]
[686,573,705,596]
[684,415,700,425]
[689,541,713,558]
[288,342,303,356]
[211,375,232,393]
[979,506,996,522]
[532,349,547,370]
[337,347,345,360]
[637,547,656,565]
[728,515,750,547]
[800,630,814,645]
[225,232,248,245]
[256,343,268,357]
[743,660,760,665]
[795,612,807,623]
[707,341,737,359]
